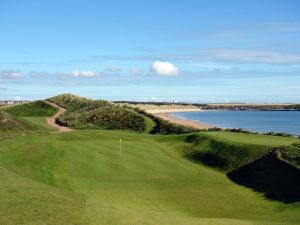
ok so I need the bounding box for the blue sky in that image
[1,0,300,102]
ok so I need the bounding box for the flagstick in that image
[119,139,122,155]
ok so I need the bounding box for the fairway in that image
[0,130,299,225]
[21,117,57,132]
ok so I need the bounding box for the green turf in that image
[20,117,57,132]
[143,114,156,133]
[182,133,273,171]
[204,131,297,146]
[4,100,57,117]
[0,129,299,225]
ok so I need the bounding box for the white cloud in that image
[72,70,99,78]
[0,69,23,79]
[130,67,143,75]
[150,61,179,76]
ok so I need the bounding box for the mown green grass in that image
[204,131,297,146]
[4,100,57,117]
[143,114,156,133]
[20,117,56,132]
[0,129,299,225]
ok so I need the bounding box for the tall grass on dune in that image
[49,94,147,132]
[0,110,32,137]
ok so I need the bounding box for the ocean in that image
[171,110,300,135]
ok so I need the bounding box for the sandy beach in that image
[147,108,215,130]
[146,108,201,114]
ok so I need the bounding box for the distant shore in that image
[147,109,215,130]
[146,108,201,114]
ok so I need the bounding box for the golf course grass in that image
[204,131,297,146]
[0,128,300,225]
[3,100,57,117]
[20,117,57,132]
[1,100,300,225]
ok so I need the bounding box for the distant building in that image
[0,100,31,105]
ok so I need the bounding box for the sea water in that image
[171,110,300,135]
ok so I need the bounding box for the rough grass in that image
[280,142,300,169]
[184,133,274,171]
[4,100,57,117]
[0,130,299,225]
[0,110,32,138]
[49,93,112,113]
[50,94,147,132]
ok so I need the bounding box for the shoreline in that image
[146,108,201,114]
[149,109,215,130]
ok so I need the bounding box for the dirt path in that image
[45,101,73,132]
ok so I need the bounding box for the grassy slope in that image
[50,94,147,132]
[183,134,272,171]
[181,131,298,172]
[0,129,299,225]
[20,117,56,132]
[2,101,58,135]
[279,143,300,169]
[143,114,156,133]
[0,110,33,138]
[4,100,57,117]
[204,131,296,146]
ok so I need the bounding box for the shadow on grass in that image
[227,151,300,203]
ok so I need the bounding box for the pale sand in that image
[146,108,201,114]
[153,112,215,130]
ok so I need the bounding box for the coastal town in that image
[0,100,30,105]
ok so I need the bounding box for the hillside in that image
[0,110,32,137]
[182,132,300,202]
[280,143,300,169]
[49,94,147,132]
[227,150,300,203]
[184,133,273,171]
[49,94,196,134]
[4,100,57,117]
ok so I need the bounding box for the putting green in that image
[0,130,299,225]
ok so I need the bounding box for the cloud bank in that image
[0,69,23,79]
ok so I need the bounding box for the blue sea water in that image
[171,110,300,135]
